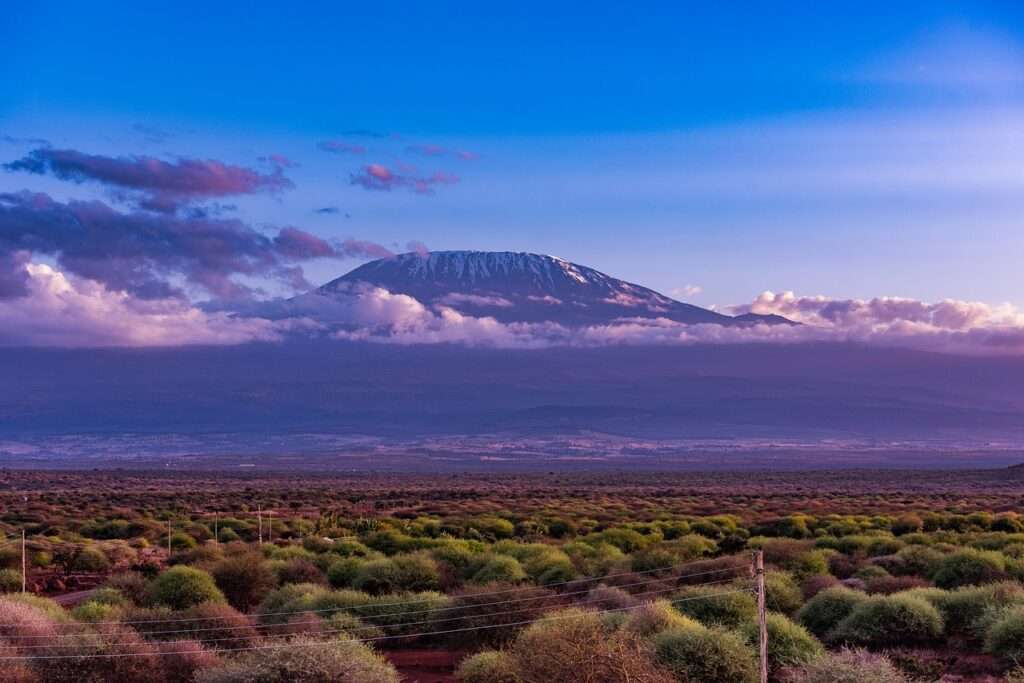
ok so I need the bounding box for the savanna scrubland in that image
[3,468,1024,682]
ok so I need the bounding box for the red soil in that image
[384,648,466,683]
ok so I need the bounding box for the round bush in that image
[830,594,943,647]
[984,605,1024,662]
[0,569,21,593]
[195,635,399,683]
[797,586,867,638]
[512,609,675,683]
[147,566,226,610]
[622,600,703,639]
[673,583,757,628]
[211,553,278,611]
[456,650,520,683]
[654,625,758,683]
[931,549,1007,589]
[789,648,911,683]
[70,547,111,572]
[765,572,803,615]
[741,613,823,671]
[470,555,527,585]
[327,557,364,588]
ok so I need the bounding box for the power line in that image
[0,574,748,648]
[0,588,755,661]
[0,557,747,629]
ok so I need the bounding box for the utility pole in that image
[752,550,768,683]
[268,510,273,544]
[21,529,26,593]
[257,505,263,545]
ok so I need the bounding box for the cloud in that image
[405,240,430,258]
[728,291,1024,354]
[317,140,367,155]
[4,148,293,213]
[265,286,1024,355]
[671,285,703,299]
[0,262,284,348]
[437,292,514,308]
[350,164,460,194]
[0,191,369,301]
[337,238,394,259]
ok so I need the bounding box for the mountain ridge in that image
[319,250,790,327]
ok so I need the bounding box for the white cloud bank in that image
[3,260,1024,355]
[0,263,284,347]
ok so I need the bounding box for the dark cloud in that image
[0,191,356,301]
[350,163,459,194]
[0,250,31,299]
[1,134,51,146]
[4,148,293,213]
[315,206,341,215]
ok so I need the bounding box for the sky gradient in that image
[1,2,1023,348]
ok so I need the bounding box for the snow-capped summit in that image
[317,250,790,327]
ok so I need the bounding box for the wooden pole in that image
[268,510,273,544]
[257,505,263,545]
[754,549,768,683]
[21,529,26,593]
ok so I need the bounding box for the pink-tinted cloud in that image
[4,148,293,213]
[0,191,391,301]
[0,262,285,348]
[317,140,367,155]
[338,238,395,259]
[350,164,460,194]
[263,153,298,168]
[273,285,1024,354]
[456,150,480,161]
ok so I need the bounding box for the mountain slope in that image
[319,251,786,327]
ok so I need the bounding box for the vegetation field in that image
[3,468,1024,682]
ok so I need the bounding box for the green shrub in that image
[195,635,399,683]
[674,583,757,628]
[104,571,148,604]
[765,572,803,615]
[212,553,278,611]
[511,609,675,683]
[147,566,226,610]
[70,546,111,571]
[984,605,1024,662]
[930,582,1024,636]
[830,594,943,647]
[797,587,868,637]
[327,557,364,588]
[0,569,20,593]
[654,625,758,683]
[621,599,703,639]
[789,648,911,683]
[456,650,520,683]
[169,532,198,550]
[931,549,1007,589]
[471,555,527,585]
[741,613,823,671]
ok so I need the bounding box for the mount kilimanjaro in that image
[313,250,791,327]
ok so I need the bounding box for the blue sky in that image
[2,1,1024,309]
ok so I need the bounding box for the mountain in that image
[317,251,790,327]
